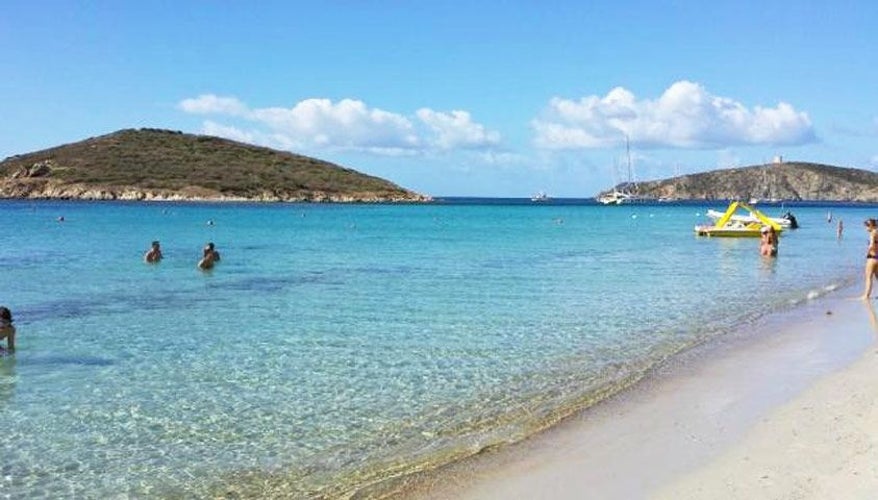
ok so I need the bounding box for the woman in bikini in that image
[760,226,779,257]
[862,219,878,299]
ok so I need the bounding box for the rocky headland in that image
[601,161,878,202]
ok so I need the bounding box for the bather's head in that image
[0,306,12,324]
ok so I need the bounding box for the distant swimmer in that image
[207,219,215,226]
[144,240,163,263]
[0,307,16,352]
[838,219,844,240]
[198,242,220,270]
[57,216,65,222]
[204,242,220,262]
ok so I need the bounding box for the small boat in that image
[531,191,550,202]
[695,201,784,237]
[706,208,798,229]
[597,189,631,205]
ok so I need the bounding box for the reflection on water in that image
[0,355,16,406]
[15,354,113,367]
[759,253,778,273]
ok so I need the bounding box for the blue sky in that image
[2,1,876,197]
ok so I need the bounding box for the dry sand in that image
[409,291,878,500]
[656,340,878,499]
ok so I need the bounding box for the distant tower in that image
[772,155,783,164]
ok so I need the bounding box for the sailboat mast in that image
[625,135,635,192]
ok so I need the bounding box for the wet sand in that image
[405,288,878,499]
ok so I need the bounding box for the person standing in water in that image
[0,307,16,352]
[760,226,778,257]
[198,243,220,270]
[204,242,220,262]
[144,241,163,263]
[862,219,878,300]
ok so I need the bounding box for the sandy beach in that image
[656,346,878,499]
[405,289,878,499]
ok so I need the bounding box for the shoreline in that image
[395,286,877,499]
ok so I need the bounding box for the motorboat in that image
[695,201,784,237]
[531,191,550,202]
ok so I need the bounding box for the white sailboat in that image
[597,136,650,205]
[597,188,635,205]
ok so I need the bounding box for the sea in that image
[0,198,872,498]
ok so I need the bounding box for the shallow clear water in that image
[0,200,870,497]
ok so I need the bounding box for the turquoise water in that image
[0,200,870,497]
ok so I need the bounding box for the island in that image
[597,160,878,202]
[0,128,430,203]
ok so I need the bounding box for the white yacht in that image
[530,191,550,202]
[597,135,650,205]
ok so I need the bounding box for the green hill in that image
[600,161,878,202]
[0,128,428,202]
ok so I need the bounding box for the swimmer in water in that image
[198,242,220,270]
[144,240,163,263]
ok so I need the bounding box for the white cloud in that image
[248,98,420,153]
[478,150,527,166]
[533,81,816,150]
[179,94,248,116]
[179,94,500,156]
[416,109,501,150]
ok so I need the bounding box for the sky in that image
[2,1,877,197]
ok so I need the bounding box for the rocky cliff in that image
[600,162,878,202]
[0,129,429,203]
